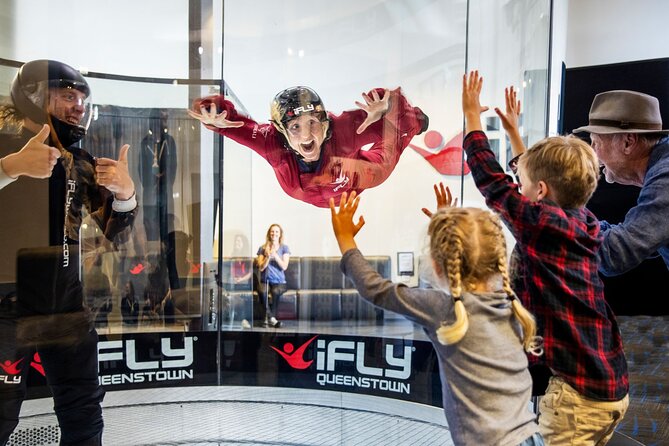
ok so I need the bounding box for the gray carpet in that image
[615,316,669,446]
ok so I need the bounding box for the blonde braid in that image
[492,217,539,352]
[435,214,470,345]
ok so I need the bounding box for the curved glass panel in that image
[464,0,551,202]
[0,1,551,445]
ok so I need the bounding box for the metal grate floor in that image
[11,387,453,446]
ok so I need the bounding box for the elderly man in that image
[573,90,669,276]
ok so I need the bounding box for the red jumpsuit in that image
[196,88,428,207]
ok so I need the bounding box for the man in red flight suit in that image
[189,86,429,207]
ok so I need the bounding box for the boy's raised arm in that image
[494,86,526,159]
[462,71,488,134]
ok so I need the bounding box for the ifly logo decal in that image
[0,358,23,375]
[62,179,77,267]
[98,336,195,386]
[330,174,350,192]
[272,336,414,395]
[271,335,317,369]
[292,104,314,116]
[0,354,44,384]
[251,124,271,139]
[0,358,24,384]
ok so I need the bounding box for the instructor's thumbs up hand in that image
[1,124,60,179]
[96,144,135,200]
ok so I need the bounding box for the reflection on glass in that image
[0,0,555,443]
[138,109,178,289]
[78,78,213,335]
[120,279,139,325]
[0,59,134,446]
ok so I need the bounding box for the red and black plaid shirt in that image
[464,131,628,401]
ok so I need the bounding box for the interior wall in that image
[549,0,669,134]
[11,0,190,108]
[565,0,669,68]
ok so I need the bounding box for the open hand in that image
[96,145,135,200]
[355,89,390,134]
[422,182,458,217]
[329,191,365,254]
[462,71,489,117]
[494,86,521,133]
[188,103,244,129]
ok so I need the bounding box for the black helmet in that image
[11,59,92,148]
[270,86,330,140]
[271,86,326,123]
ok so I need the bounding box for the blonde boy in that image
[462,71,629,445]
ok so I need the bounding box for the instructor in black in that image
[0,59,136,445]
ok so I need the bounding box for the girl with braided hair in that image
[429,203,537,352]
[330,185,543,446]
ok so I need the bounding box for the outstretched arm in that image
[188,102,244,129]
[462,71,489,135]
[314,88,427,190]
[494,86,526,159]
[330,191,366,255]
[335,191,452,329]
[598,166,669,275]
[355,88,390,134]
[461,72,540,240]
[422,182,458,218]
[188,96,282,164]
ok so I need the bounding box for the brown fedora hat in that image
[573,90,669,135]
